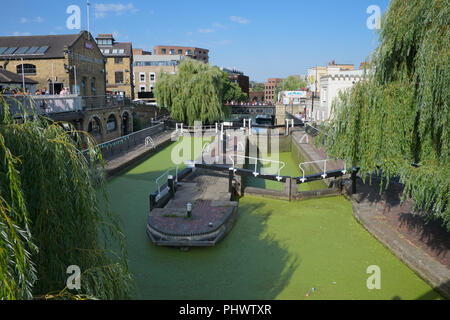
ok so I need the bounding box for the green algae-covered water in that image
[103,138,442,300]
[244,152,327,192]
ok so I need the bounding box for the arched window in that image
[106,114,117,133]
[88,117,102,136]
[16,64,36,75]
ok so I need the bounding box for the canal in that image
[103,137,442,300]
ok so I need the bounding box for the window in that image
[36,46,49,54]
[114,57,123,64]
[169,49,175,55]
[150,86,154,92]
[0,47,7,54]
[140,85,146,92]
[115,71,124,84]
[140,72,145,82]
[16,64,36,75]
[149,73,155,82]
[15,47,29,54]
[91,77,96,95]
[103,49,110,54]
[4,47,17,55]
[88,117,102,136]
[161,48,166,54]
[178,49,182,54]
[106,114,117,133]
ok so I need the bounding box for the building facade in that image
[222,67,249,98]
[0,31,106,97]
[153,46,209,63]
[308,62,354,95]
[133,51,188,103]
[264,78,281,102]
[315,67,366,121]
[96,34,134,100]
[0,31,133,143]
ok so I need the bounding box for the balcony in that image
[138,91,154,99]
[4,94,130,116]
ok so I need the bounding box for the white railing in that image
[299,160,328,182]
[229,154,285,181]
[145,136,155,148]
[155,166,179,202]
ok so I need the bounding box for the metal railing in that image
[4,94,131,116]
[88,123,166,161]
[155,166,179,201]
[229,154,285,181]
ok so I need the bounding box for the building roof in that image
[0,33,83,59]
[0,68,38,84]
[100,42,133,57]
[96,33,132,57]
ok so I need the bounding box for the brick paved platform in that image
[147,167,238,247]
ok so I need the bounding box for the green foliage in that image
[154,60,247,125]
[275,76,307,100]
[319,0,449,228]
[0,94,132,299]
[222,72,248,103]
[250,81,265,92]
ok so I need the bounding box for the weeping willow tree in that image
[320,0,449,228]
[155,59,242,125]
[0,94,132,299]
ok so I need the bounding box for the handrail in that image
[155,166,179,200]
[299,160,329,183]
[229,154,285,181]
[145,136,155,148]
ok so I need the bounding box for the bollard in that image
[228,168,234,193]
[149,193,157,212]
[351,170,357,194]
[168,175,175,199]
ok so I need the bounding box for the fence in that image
[4,94,130,116]
[3,94,83,115]
[86,122,167,161]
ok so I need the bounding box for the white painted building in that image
[312,67,368,121]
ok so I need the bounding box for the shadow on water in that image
[105,166,299,299]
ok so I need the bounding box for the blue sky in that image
[1,0,390,82]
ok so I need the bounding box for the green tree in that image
[249,81,265,92]
[318,0,449,228]
[222,72,248,103]
[0,95,132,299]
[275,76,307,101]
[154,60,247,125]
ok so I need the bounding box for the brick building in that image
[264,78,281,102]
[0,31,106,96]
[96,34,134,100]
[0,31,133,143]
[222,67,249,98]
[153,45,209,63]
[133,50,187,103]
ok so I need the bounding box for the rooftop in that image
[0,33,83,59]
[0,68,38,84]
